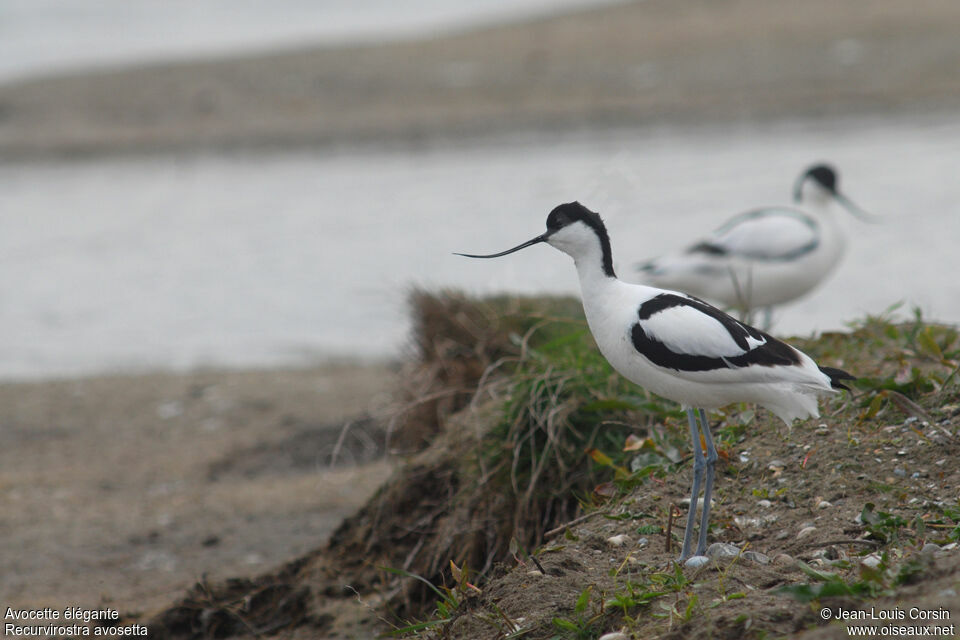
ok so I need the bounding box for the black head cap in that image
[546,201,615,277]
[794,164,838,201]
[806,164,838,192]
[547,201,608,233]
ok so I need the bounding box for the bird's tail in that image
[819,366,856,391]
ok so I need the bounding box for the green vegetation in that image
[382,292,960,639]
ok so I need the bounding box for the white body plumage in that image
[637,165,869,320]
[460,201,852,425]
[458,201,853,561]
[638,207,845,311]
[557,213,837,424]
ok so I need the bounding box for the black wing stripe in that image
[632,294,801,373]
[637,294,763,350]
[688,242,727,256]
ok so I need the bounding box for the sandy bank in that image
[0,363,395,613]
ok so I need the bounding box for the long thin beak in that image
[835,192,881,223]
[454,233,548,259]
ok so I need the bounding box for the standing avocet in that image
[636,164,874,328]
[457,202,853,564]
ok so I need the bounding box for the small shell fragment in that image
[797,526,817,540]
[606,534,630,547]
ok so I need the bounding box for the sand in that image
[0,364,396,613]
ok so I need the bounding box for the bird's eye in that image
[547,212,567,230]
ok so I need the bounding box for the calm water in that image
[2,113,959,380]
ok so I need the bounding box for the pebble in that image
[734,514,778,529]
[743,550,770,564]
[684,555,711,569]
[772,553,794,565]
[921,543,941,555]
[706,542,740,559]
[816,500,832,510]
[812,547,839,561]
[797,526,817,540]
[757,499,772,508]
[156,400,183,419]
[606,534,630,547]
[598,633,629,640]
[943,542,958,551]
[861,553,883,568]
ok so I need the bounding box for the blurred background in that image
[2,0,959,380]
[2,0,960,616]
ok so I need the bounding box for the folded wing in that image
[630,293,812,382]
[699,208,819,261]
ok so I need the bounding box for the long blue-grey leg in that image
[696,408,718,556]
[761,307,774,332]
[680,407,706,561]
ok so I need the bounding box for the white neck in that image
[573,250,616,293]
[800,182,837,211]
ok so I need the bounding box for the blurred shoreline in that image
[2,0,959,383]
[2,0,960,160]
